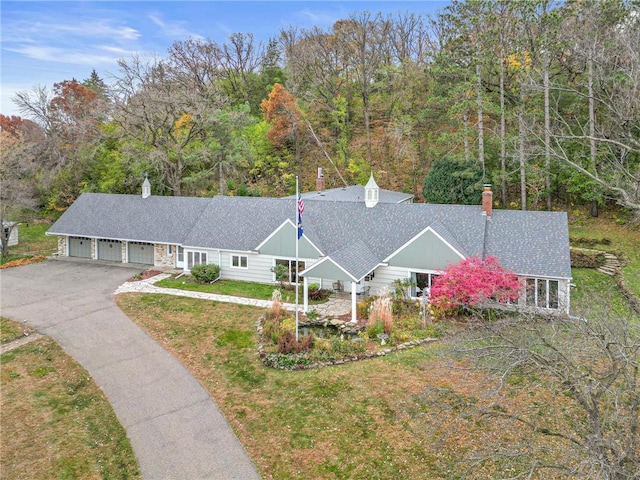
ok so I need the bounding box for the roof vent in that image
[142,176,151,199]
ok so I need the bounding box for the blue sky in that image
[1,1,449,117]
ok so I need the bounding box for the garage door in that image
[98,239,122,262]
[128,242,154,265]
[69,237,91,258]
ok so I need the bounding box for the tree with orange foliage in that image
[261,83,303,160]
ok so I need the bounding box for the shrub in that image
[308,288,332,301]
[277,330,314,354]
[190,263,220,283]
[271,264,289,286]
[430,256,521,317]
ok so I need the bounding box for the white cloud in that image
[4,45,127,66]
[148,12,205,40]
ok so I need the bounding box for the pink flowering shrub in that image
[430,256,521,317]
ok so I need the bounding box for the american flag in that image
[297,194,304,239]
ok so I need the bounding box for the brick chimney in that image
[482,184,492,216]
[315,167,324,191]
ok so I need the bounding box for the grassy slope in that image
[568,209,640,296]
[0,318,141,480]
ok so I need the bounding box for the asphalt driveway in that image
[0,258,260,480]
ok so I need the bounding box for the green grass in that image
[0,319,140,479]
[155,276,327,304]
[116,293,589,479]
[568,210,640,296]
[2,222,57,265]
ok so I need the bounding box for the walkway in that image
[116,273,352,318]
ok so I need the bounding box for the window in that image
[177,246,184,263]
[410,271,440,297]
[231,254,248,269]
[168,244,173,255]
[526,278,560,309]
[187,251,207,269]
[274,258,305,283]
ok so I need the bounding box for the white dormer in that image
[365,172,379,208]
[142,176,151,199]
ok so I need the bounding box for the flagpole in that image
[295,176,300,342]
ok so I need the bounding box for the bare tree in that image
[452,297,640,479]
[0,129,39,258]
[543,1,640,218]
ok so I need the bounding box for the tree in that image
[542,0,640,218]
[0,128,39,258]
[423,157,483,205]
[429,256,521,316]
[456,294,640,479]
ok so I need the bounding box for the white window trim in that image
[186,250,208,270]
[273,257,306,284]
[231,254,248,269]
[408,269,441,298]
[526,278,560,310]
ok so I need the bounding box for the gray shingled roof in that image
[295,185,413,204]
[48,193,571,280]
[47,193,211,244]
[182,197,293,250]
[485,210,571,278]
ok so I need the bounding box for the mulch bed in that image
[128,269,161,282]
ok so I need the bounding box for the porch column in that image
[351,282,357,323]
[303,276,309,313]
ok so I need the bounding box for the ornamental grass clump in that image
[367,291,394,335]
[269,289,283,319]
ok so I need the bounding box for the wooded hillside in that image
[2,0,638,222]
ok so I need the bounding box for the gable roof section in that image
[47,193,211,244]
[384,223,465,270]
[302,239,381,282]
[255,219,323,258]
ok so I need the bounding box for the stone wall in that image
[57,236,67,256]
[121,241,127,262]
[154,243,175,268]
[90,239,97,260]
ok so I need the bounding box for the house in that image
[1,222,19,248]
[47,176,573,320]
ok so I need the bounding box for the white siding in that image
[220,252,273,283]
[367,266,410,296]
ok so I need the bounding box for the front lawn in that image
[116,293,583,479]
[155,276,329,304]
[0,319,140,479]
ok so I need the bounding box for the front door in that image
[176,246,184,269]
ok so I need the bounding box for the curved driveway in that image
[0,259,260,480]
